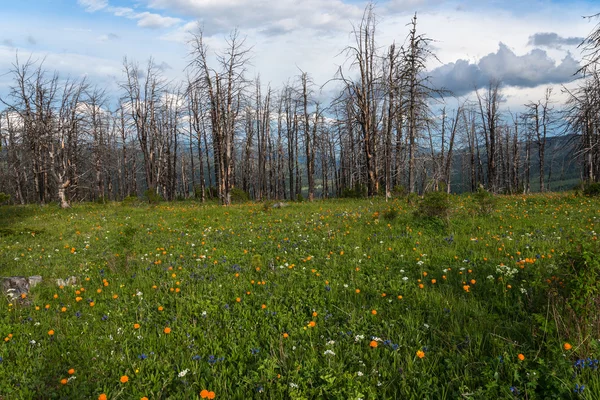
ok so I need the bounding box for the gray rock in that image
[272,202,288,208]
[28,275,42,288]
[56,276,77,287]
[2,276,30,300]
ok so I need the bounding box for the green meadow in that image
[1,194,599,399]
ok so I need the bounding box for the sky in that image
[0,0,598,111]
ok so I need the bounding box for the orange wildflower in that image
[369,340,378,348]
[164,327,171,334]
[120,375,129,383]
[416,350,425,359]
[564,343,572,351]
[518,354,525,361]
[308,321,316,328]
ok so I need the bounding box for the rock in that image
[272,202,288,208]
[28,275,43,288]
[2,276,30,300]
[56,276,77,287]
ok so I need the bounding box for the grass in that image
[0,193,599,399]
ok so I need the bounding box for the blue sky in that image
[1,0,599,108]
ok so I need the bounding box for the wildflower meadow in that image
[1,193,599,399]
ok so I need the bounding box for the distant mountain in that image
[448,134,581,193]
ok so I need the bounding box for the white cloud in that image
[77,0,109,12]
[98,33,120,42]
[146,0,363,35]
[429,43,581,97]
[77,1,181,29]
[5,0,599,114]
[135,12,181,29]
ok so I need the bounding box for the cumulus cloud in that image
[429,43,581,97]
[146,0,363,36]
[527,32,583,49]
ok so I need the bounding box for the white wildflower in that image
[178,369,189,378]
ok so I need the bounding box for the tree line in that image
[1,5,599,207]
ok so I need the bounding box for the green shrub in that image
[583,182,600,197]
[193,184,204,199]
[382,208,398,221]
[230,188,250,203]
[473,186,496,215]
[392,185,407,197]
[144,188,162,205]
[95,195,107,205]
[205,186,218,199]
[296,193,305,202]
[415,191,451,221]
[340,183,366,199]
[0,192,10,205]
[542,241,600,351]
[121,195,141,206]
[262,200,273,212]
[406,192,419,206]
